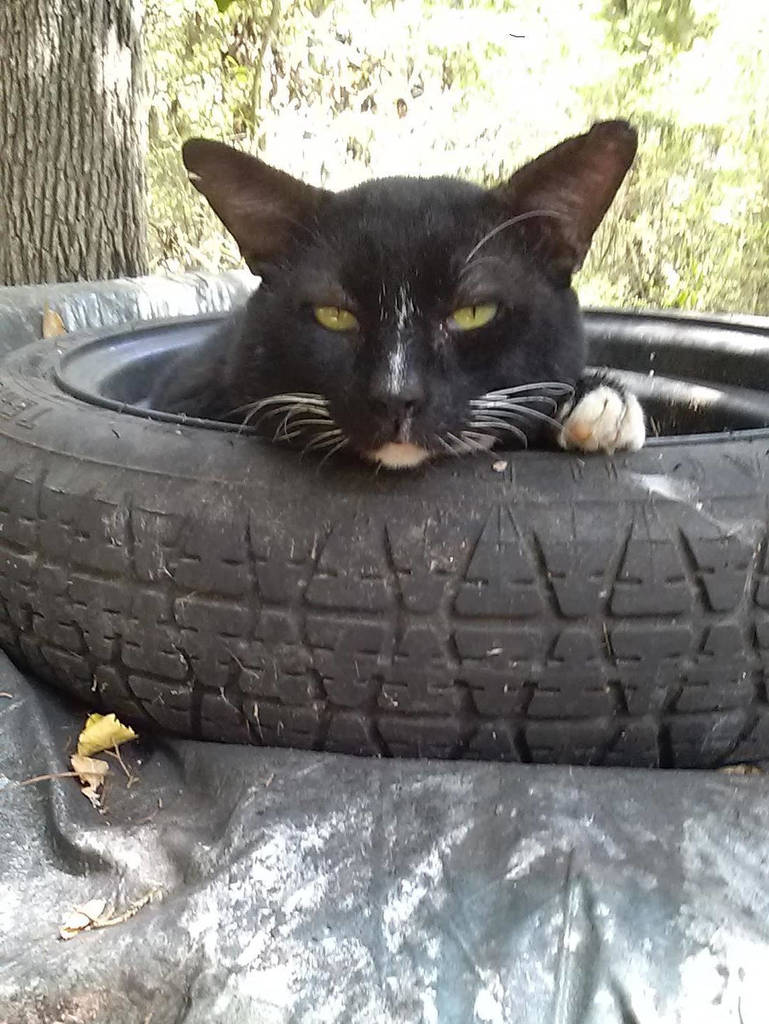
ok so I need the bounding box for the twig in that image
[19,771,79,786]
[0,692,13,698]
[105,743,139,788]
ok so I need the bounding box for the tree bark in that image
[0,0,148,285]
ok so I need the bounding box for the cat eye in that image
[314,306,359,332]
[448,303,500,331]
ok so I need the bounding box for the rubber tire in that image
[2,324,769,768]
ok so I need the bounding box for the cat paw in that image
[557,385,645,454]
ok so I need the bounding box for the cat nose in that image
[369,368,425,422]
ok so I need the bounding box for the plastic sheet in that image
[0,271,255,357]
[1,653,768,1023]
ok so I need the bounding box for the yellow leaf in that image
[77,713,138,757]
[42,305,67,339]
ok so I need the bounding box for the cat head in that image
[182,122,636,468]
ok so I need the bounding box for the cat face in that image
[237,178,587,467]
[180,122,636,467]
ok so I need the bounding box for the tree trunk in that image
[0,0,148,285]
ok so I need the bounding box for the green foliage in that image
[145,0,769,314]
[580,0,769,313]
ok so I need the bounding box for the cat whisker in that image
[477,382,574,399]
[470,415,524,431]
[470,395,558,411]
[459,433,484,454]
[517,408,563,431]
[317,436,350,468]
[237,405,268,434]
[269,408,313,440]
[227,393,330,419]
[446,431,474,456]
[245,402,332,434]
[463,210,564,264]
[247,392,330,411]
[273,412,295,441]
[257,404,320,422]
[461,430,497,452]
[473,403,562,431]
[238,403,292,433]
[277,409,341,442]
[279,416,338,432]
[280,420,341,442]
[459,255,509,281]
[223,400,261,419]
[433,434,461,459]
[469,418,528,447]
[300,429,345,455]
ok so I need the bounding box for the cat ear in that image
[495,120,637,281]
[182,139,331,274]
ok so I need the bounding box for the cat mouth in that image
[363,441,431,469]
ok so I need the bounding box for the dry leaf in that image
[42,305,67,339]
[92,889,160,929]
[59,890,161,941]
[81,786,103,810]
[60,897,108,940]
[77,713,138,757]
[71,753,109,788]
[70,753,109,809]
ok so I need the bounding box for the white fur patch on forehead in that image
[395,284,415,330]
[381,283,416,395]
[364,442,430,469]
[387,340,407,393]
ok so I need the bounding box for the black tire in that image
[2,311,769,767]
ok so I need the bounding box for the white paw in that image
[557,385,645,454]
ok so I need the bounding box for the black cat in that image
[152,120,644,469]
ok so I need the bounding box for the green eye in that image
[314,306,359,331]
[448,303,499,331]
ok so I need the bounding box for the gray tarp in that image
[2,651,768,1024]
[0,275,767,1023]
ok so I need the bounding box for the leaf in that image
[70,753,109,788]
[215,0,239,11]
[77,713,138,757]
[42,305,67,339]
[60,897,108,940]
[59,890,161,941]
[80,786,103,810]
[70,752,109,809]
